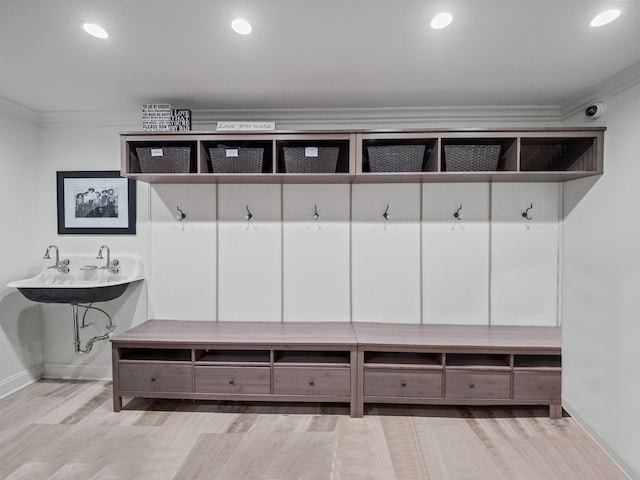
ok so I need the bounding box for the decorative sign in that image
[142,104,172,131]
[216,121,276,132]
[171,109,192,131]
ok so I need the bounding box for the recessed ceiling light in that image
[231,18,252,35]
[431,12,453,30]
[82,22,108,39]
[590,9,621,27]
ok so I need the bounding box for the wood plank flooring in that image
[0,379,627,480]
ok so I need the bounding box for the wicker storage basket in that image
[283,147,339,173]
[367,145,426,172]
[209,147,264,173]
[136,147,191,173]
[443,144,501,171]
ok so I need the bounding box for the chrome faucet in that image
[43,245,70,274]
[96,245,119,274]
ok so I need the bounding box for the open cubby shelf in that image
[119,348,191,362]
[274,350,351,365]
[121,128,604,183]
[364,351,442,366]
[195,349,271,365]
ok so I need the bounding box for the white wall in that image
[35,122,149,380]
[563,82,640,478]
[0,105,42,397]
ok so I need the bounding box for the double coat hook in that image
[176,205,187,221]
[453,204,462,221]
[522,203,533,220]
[245,205,253,221]
[383,204,390,221]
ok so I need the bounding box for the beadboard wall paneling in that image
[282,184,351,322]
[422,183,491,325]
[490,183,560,326]
[149,184,217,320]
[351,183,422,323]
[217,184,282,322]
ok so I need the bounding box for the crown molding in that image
[36,110,140,128]
[0,96,38,124]
[562,60,640,120]
[30,105,564,129]
[192,105,564,130]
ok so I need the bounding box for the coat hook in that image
[522,203,533,220]
[383,204,390,221]
[453,204,462,221]
[176,205,187,221]
[313,204,319,220]
[245,205,253,221]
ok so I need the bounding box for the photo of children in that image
[74,186,119,218]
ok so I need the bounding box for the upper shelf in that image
[120,128,605,183]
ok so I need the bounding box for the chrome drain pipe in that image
[71,303,116,355]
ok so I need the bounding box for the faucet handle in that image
[58,258,70,266]
[110,259,119,267]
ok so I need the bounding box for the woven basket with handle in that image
[367,145,426,172]
[136,147,191,173]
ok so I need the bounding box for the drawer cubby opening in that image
[127,141,198,174]
[276,139,351,174]
[441,138,517,172]
[364,351,442,366]
[274,350,350,365]
[202,140,273,174]
[520,137,596,172]
[195,349,271,364]
[361,138,438,173]
[514,355,561,369]
[119,348,192,362]
[445,353,511,368]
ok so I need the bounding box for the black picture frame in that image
[57,171,136,235]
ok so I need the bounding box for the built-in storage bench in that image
[111,320,358,415]
[112,321,561,418]
[353,323,562,418]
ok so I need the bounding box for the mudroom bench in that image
[111,320,561,418]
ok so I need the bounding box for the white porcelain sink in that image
[7,254,144,304]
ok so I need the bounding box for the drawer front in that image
[364,368,442,398]
[194,366,270,394]
[513,371,561,401]
[118,362,192,393]
[273,366,350,396]
[445,370,511,399]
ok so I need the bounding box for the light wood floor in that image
[0,379,627,480]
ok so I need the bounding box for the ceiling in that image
[1,0,640,114]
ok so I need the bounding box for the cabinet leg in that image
[549,404,562,419]
[113,395,122,412]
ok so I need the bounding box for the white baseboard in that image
[42,363,112,381]
[564,401,639,480]
[0,364,43,399]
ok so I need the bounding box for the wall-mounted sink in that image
[7,254,144,304]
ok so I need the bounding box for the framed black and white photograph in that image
[57,171,136,234]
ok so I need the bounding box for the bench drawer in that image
[194,366,270,394]
[273,366,350,396]
[513,371,561,401]
[118,362,192,393]
[364,368,442,398]
[445,370,511,399]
